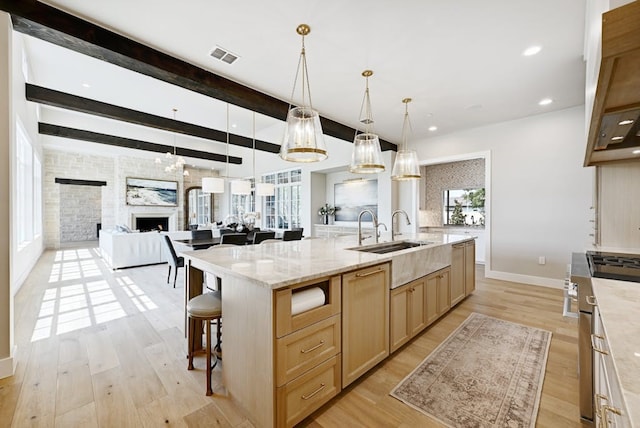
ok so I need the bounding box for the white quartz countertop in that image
[182,232,473,290]
[592,278,640,426]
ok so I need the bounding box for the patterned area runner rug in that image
[390,313,551,428]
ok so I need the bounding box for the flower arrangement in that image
[318,203,336,216]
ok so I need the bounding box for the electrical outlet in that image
[538,256,546,265]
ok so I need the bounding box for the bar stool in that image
[187,291,222,396]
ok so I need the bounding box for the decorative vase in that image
[323,214,329,225]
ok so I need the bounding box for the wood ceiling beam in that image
[39,123,243,164]
[26,84,281,154]
[1,1,397,151]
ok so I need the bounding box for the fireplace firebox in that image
[135,217,169,232]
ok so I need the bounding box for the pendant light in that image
[391,98,421,180]
[202,105,227,194]
[350,70,385,173]
[229,106,251,195]
[252,112,275,196]
[280,24,327,163]
[156,108,188,176]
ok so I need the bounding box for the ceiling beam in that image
[1,0,397,151]
[39,123,243,164]
[26,84,281,154]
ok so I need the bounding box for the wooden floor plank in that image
[7,245,586,427]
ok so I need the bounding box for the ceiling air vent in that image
[209,46,239,65]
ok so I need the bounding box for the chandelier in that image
[155,108,188,176]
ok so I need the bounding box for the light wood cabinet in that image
[451,240,476,306]
[341,263,390,387]
[426,267,451,324]
[274,275,342,427]
[390,277,427,352]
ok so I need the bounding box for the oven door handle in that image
[585,295,597,306]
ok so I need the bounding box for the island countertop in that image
[592,278,640,427]
[181,232,474,290]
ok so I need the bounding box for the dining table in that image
[174,237,221,249]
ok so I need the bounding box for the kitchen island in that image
[182,232,474,428]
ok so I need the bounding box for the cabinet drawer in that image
[276,315,341,386]
[276,354,341,428]
[275,276,341,338]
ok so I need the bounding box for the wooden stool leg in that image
[187,317,195,370]
[205,318,213,396]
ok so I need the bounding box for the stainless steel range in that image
[570,250,640,423]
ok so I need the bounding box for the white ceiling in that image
[28,0,586,158]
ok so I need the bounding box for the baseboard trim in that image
[485,270,564,289]
[0,346,17,379]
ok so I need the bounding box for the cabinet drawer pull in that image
[585,295,597,306]
[595,393,609,413]
[591,334,608,355]
[356,268,383,278]
[300,340,325,354]
[301,383,326,400]
[602,405,622,427]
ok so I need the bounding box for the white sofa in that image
[99,230,165,269]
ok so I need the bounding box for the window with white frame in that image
[33,155,42,236]
[263,169,301,230]
[230,178,255,224]
[16,121,34,246]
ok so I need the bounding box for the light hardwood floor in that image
[0,243,587,427]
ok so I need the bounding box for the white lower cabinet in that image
[593,305,631,427]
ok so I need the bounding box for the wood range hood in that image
[585,0,640,166]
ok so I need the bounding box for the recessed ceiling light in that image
[523,46,542,56]
[231,123,237,128]
[618,119,634,125]
[633,149,640,155]
[428,126,438,132]
[538,98,553,106]
[611,136,624,141]
[82,83,91,88]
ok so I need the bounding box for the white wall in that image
[0,11,15,379]
[12,32,44,293]
[409,106,594,287]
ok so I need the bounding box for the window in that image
[230,178,255,223]
[17,121,34,245]
[443,188,485,226]
[33,155,42,236]
[263,169,301,230]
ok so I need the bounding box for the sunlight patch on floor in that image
[31,248,159,342]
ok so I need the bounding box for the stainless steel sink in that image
[348,240,433,254]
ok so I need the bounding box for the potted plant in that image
[318,203,336,225]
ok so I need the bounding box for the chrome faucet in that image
[391,209,411,241]
[357,209,379,245]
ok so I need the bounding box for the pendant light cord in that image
[225,103,229,178]
[287,31,314,110]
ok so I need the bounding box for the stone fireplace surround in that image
[130,211,177,232]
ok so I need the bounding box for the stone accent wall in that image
[44,149,223,248]
[44,150,115,248]
[59,184,102,242]
[420,158,485,227]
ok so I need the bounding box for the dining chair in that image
[252,230,276,244]
[282,229,304,241]
[220,233,248,246]
[161,235,184,288]
[191,229,213,250]
[245,227,260,243]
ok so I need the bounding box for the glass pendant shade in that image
[256,182,275,196]
[350,133,384,173]
[202,177,224,193]
[281,106,327,162]
[281,24,327,163]
[231,179,251,195]
[391,150,421,180]
[391,97,421,181]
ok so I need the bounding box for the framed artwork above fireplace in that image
[126,177,177,206]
